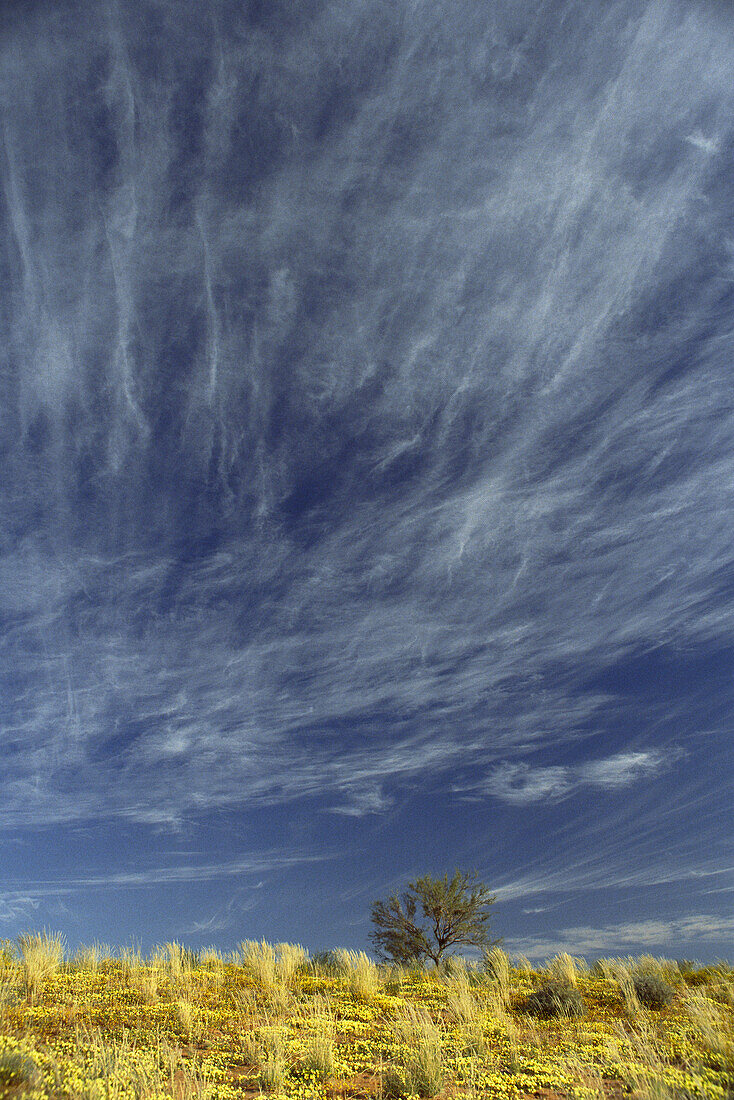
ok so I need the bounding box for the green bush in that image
[522,979,585,1019]
[381,1064,410,1099]
[675,959,699,981]
[310,950,339,974]
[632,973,675,1009]
[0,1048,41,1088]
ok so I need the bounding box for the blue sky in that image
[0,0,733,962]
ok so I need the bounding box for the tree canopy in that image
[369,869,500,966]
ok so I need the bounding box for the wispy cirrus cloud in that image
[505,913,734,960]
[475,749,669,805]
[0,854,326,901]
[0,895,40,925]
[0,0,732,953]
[178,885,265,937]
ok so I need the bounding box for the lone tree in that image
[369,869,500,966]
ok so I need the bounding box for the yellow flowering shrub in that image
[0,943,731,1099]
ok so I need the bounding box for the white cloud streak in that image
[476,750,668,805]
[0,0,732,863]
[505,913,734,960]
[0,853,326,901]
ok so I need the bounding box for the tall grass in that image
[174,999,201,1043]
[128,959,161,1004]
[596,958,642,1015]
[383,1006,444,1098]
[17,930,65,1003]
[2,933,730,1100]
[254,1024,289,1093]
[682,990,734,1072]
[275,942,309,985]
[117,943,143,983]
[546,952,581,986]
[0,940,16,966]
[437,955,470,982]
[238,940,308,991]
[512,953,534,974]
[69,943,105,972]
[155,941,197,989]
[480,946,511,1005]
[298,997,336,1080]
[446,987,487,1056]
[199,947,223,966]
[633,955,680,983]
[303,1033,335,1081]
[609,1016,678,1100]
[0,970,18,1011]
[332,949,381,1000]
[239,940,277,989]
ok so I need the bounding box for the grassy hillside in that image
[0,936,732,1099]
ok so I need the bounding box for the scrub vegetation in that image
[0,933,732,1100]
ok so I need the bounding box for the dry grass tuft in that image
[333,948,381,999]
[17,929,65,1003]
[384,1005,444,1098]
[546,951,581,986]
[480,945,512,1004]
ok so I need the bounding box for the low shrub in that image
[522,979,585,1019]
[310,950,339,975]
[632,973,675,1010]
[0,1048,41,1088]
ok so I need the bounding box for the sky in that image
[0,0,733,963]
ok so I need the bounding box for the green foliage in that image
[0,1048,41,1088]
[522,979,585,1019]
[675,959,699,982]
[310,950,339,974]
[632,972,675,1009]
[369,870,499,966]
